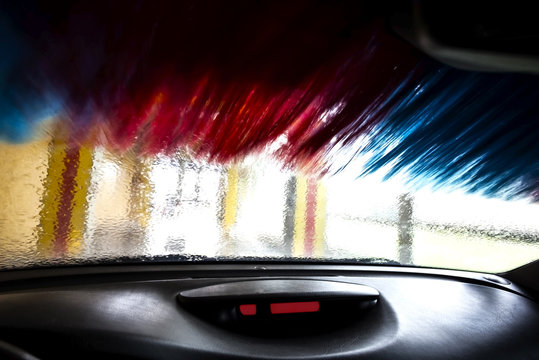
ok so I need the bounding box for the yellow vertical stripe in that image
[67,145,93,254]
[37,139,67,253]
[222,166,239,231]
[293,176,307,256]
[314,181,326,257]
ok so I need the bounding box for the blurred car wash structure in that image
[1,137,537,272]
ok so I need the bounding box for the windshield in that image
[1,1,538,273]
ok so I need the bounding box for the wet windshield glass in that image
[1,142,537,272]
[1,1,538,272]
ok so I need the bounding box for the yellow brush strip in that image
[37,140,67,253]
[222,166,239,231]
[292,176,307,256]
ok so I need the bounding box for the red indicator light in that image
[270,301,320,314]
[239,304,257,316]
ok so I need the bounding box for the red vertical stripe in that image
[54,145,80,254]
[304,178,317,256]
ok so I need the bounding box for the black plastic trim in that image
[0,264,529,300]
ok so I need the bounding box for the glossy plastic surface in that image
[0,265,537,359]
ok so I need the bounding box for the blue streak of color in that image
[1,15,61,142]
[358,63,539,200]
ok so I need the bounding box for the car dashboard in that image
[0,264,537,359]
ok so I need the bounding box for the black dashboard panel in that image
[0,264,538,359]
